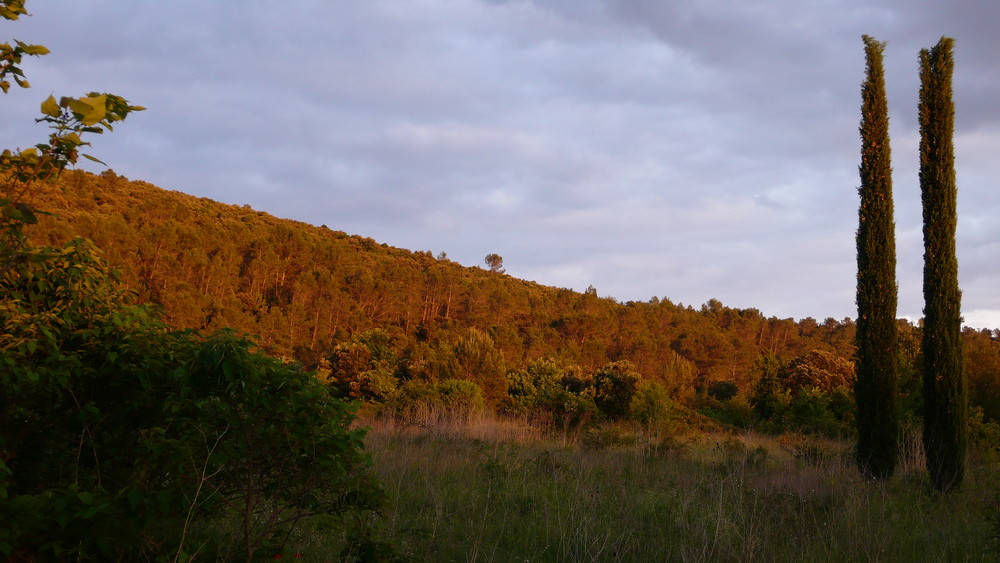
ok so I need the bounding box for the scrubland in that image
[294,412,1000,562]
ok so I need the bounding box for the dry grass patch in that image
[319,413,1000,561]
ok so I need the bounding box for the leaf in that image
[126,488,144,510]
[82,153,107,165]
[41,95,60,117]
[21,44,49,56]
[2,202,37,224]
[79,94,107,125]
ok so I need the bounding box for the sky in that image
[3,0,999,328]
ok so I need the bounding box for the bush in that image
[630,380,676,426]
[0,240,382,560]
[593,361,640,420]
[789,387,852,438]
[328,330,400,402]
[707,379,739,401]
[506,357,562,412]
[702,395,755,429]
[437,379,486,418]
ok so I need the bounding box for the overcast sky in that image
[4,0,999,328]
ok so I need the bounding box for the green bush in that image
[0,240,382,560]
[504,358,598,431]
[506,357,563,412]
[437,378,486,417]
[593,361,640,421]
[630,380,676,426]
[707,379,739,401]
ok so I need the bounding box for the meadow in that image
[300,412,1000,562]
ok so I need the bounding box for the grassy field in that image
[298,413,1000,561]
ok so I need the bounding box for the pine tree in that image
[854,35,899,480]
[919,36,966,492]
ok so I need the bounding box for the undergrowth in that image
[300,412,999,561]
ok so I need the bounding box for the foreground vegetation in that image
[341,414,998,562]
[3,4,998,558]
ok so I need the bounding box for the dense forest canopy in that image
[26,170,1000,424]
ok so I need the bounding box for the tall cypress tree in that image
[919,36,966,492]
[855,35,899,480]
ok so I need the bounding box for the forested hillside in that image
[29,170,1000,424]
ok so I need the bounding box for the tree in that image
[593,360,639,420]
[0,4,381,557]
[0,243,382,558]
[919,36,966,492]
[485,252,505,274]
[0,0,143,268]
[854,35,900,480]
[749,352,788,424]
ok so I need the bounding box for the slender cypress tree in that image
[919,36,966,492]
[855,35,899,480]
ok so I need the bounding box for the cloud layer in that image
[4,0,999,326]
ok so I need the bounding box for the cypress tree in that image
[919,36,966,492]
[855,35,899,480]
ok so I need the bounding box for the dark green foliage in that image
[750,352,788,423]
[746,351,856,437]
[0,240,174,558]
[707,379,739,402]
[919,36,966,492]
[328,329,401,402]
[166,331,382,560]
[0,239,381,559]
[854,35,900,480]
[593,361,640,420]
[630,380,684,428]
[505,358,599,430]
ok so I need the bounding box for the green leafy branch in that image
[0,0,142,265]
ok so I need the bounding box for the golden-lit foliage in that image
[24,170,1000,424]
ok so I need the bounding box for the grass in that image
[296,412,1000,561]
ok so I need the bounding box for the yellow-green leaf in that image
[41,95,60,117]
[21,44,49,56]
[79,94,107,125]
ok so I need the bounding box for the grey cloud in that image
[2,0,998,327]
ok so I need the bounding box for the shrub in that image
[0,240,382,560]
[438,379,486,418]
[707,379,740,401]
[630,380,676,426]
[505,357,562,412]
[593,361,640,421]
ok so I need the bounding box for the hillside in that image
[26,170,1000,420]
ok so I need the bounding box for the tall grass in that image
[302,411,999,561]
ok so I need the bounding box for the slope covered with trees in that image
[25,171,1000,431]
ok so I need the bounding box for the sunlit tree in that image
[485,253,505,274]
